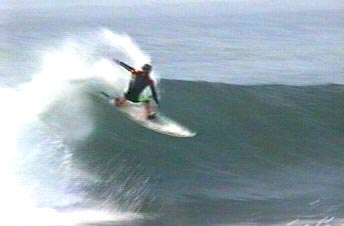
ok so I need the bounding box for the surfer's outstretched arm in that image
[113,59,137,74]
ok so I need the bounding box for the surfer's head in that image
[142,64,152,74]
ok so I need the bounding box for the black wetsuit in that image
[117,61,159,105]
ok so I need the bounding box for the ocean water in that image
[0,3,343,226]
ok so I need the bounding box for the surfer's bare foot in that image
[115,98,127,107]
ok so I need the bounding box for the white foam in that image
[0,30,154,225]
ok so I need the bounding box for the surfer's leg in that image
[140,98,156,119]
[116,92,138,107]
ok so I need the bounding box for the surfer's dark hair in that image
[142,64,152,72]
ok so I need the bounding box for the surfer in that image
[112,59,160,119]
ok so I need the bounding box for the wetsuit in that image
[117,61,159,106]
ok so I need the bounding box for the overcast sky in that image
[1,0,343,12]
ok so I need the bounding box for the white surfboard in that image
[101,92,196,137]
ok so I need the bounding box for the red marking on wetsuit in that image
[131,70,142,75]
[148,78,154,84]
